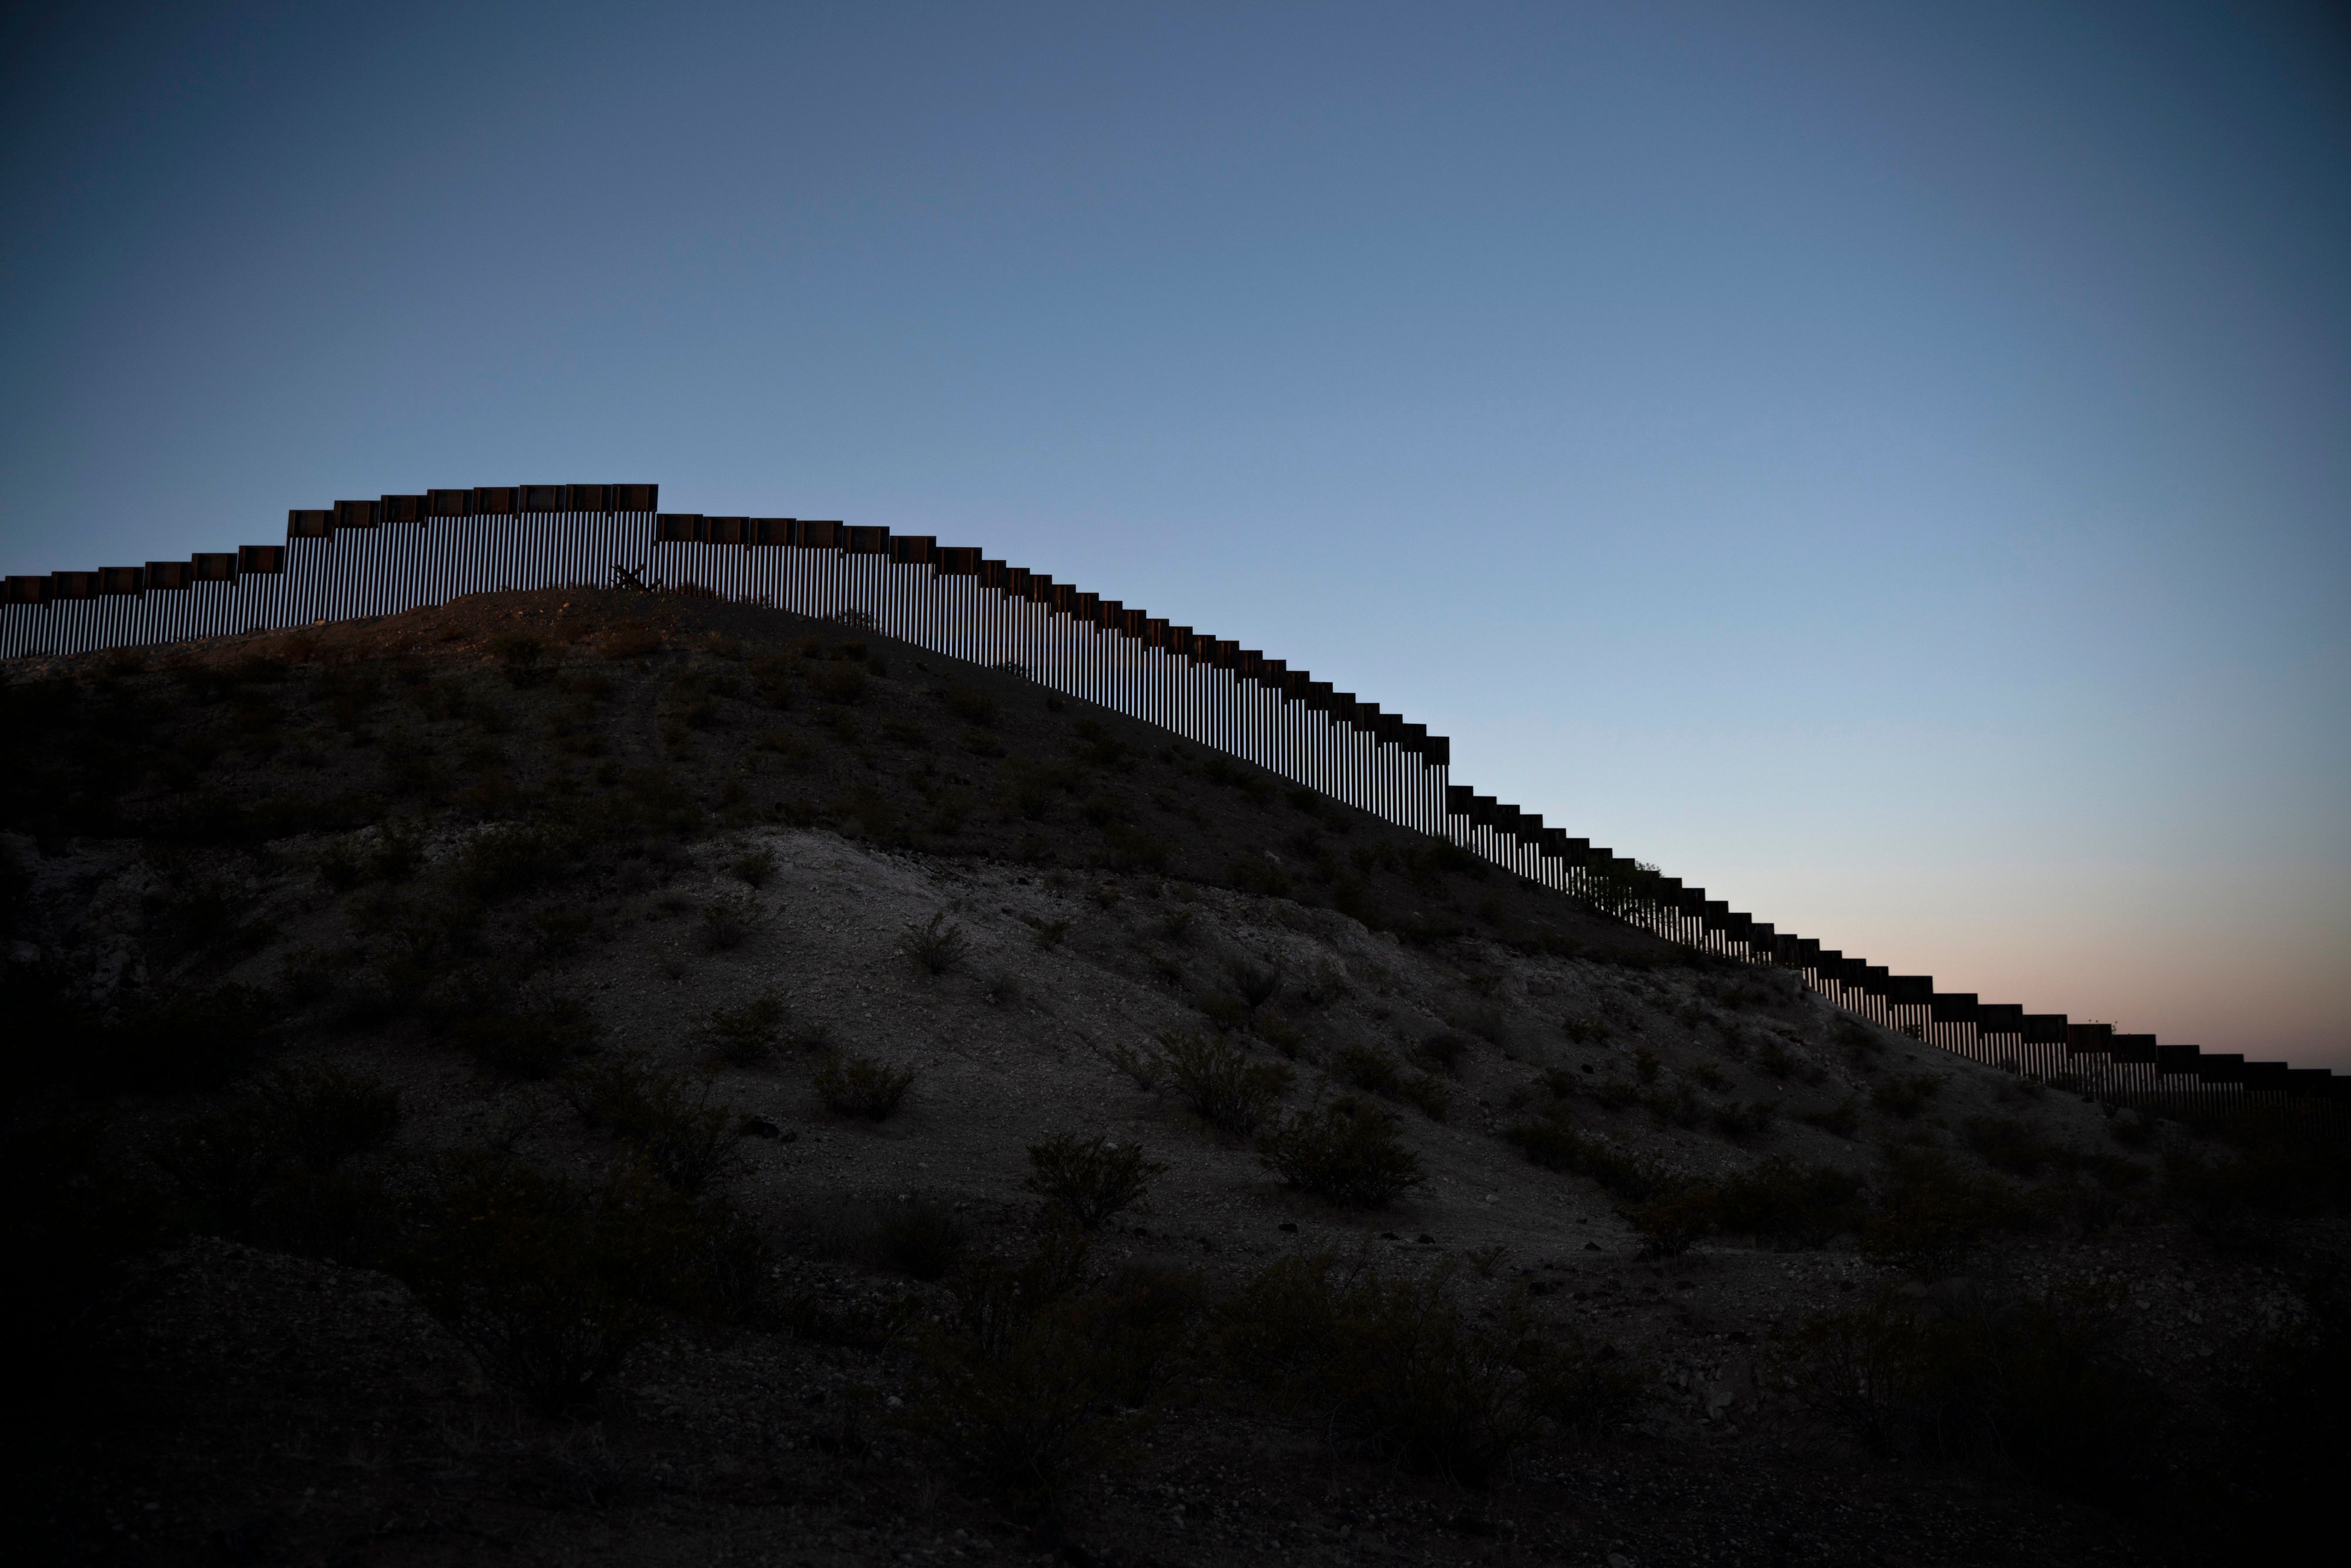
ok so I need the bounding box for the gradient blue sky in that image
[5,2,2346,1066]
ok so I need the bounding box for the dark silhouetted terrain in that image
[5,589,2344,1567]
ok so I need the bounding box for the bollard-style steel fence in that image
[5,483,2341,1125]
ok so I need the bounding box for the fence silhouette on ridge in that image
[6,481,2340,1123]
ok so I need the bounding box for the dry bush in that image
[1023,1133,1166,1230]
[815,1054,916,1120]
[905,910,967,974]
[1229,958,1283,1014]
[1158,1032,1292,1138]
[1560,1015,1609,1046]
[561,1054,739,1195]
[1503,1108,1667,1200]
[1258,1098,1422,1207]
[1623,1158,1866,1256]
[730,846,778,886]
[694,991,788,1068]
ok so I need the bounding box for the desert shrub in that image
[1098,1038,1163,1092]
[1794,1279,2160,1492]
[562,1054,739,1195]
[815,1054,916,1120]
[106,982,277,1094]
[1870,1072,1942,1118]
[1024,1133,1166,1230]
[1197,992,1251,1033]
[453,994,598,1078]
[1560,1014,1609,1046]
[1258,1098,1422,1207]
[1230,959,1283,1014]
[1330,1041,1404,1096]
[1503,1108,1667,1200]
[1631,1047,1660,1084]
[1156,907,1196,945]
[1028,916,1071,949]
[1219,1252,1635,1485]
[695,991,788,1068]
[909,1232,1188,1522]
[905,909,967,974]
[1624,1158,1866,1256]
[1800,1095,1864,1140]
[1861,1147,2039,1278]
[1689,1061,1729,1092]
[1754,1036,1799,1078]
[730,846,778,886]
[1159,1032,1292,1138]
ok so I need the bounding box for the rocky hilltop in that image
[4,589,2341,1567]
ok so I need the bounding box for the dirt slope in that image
[3,588,2340,1568]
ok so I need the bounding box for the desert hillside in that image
[5,588,2343,1567]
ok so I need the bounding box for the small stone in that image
[1585,1241,1602,1251]
[740,1115,783,1139]
[1278,1222,1298,1233]
[1416,1234,1435,1245]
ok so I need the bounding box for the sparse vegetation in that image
[1258,1098,1423,1206]
[1023,1133,1166,1230]
[1158,1031,1293,1138]
[814,1054,917,1120]
[694,991,788,1067]
[1503,1107,1667,1200]
[1625,1158,1866,1255]
[9,591,2336,1564]
[905,909,967,974]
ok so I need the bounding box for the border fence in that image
[6,482,2341,1124]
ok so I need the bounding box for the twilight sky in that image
[4,2,2346,1067]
